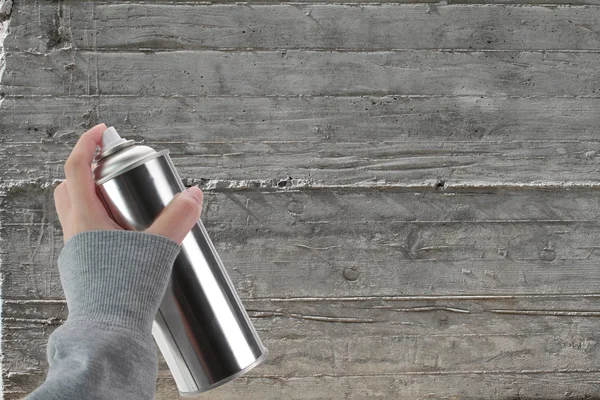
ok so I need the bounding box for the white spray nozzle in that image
[102,126,126,150]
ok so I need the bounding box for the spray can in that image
[91,127,268,396]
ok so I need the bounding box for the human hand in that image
[54,123,203,245]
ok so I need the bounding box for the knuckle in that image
[178,196,200,216]
[63,154,83,175]
[63,158,75,176]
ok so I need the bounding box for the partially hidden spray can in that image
[91,126,268,396]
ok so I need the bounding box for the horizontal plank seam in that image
[7,140,600,145]
[8,370,600,383]
[6,179,600,193]
[152,369,600,378]
[82,2,600,5]
[15,307,600,321]
[2,220,595,227]
[6,94,600,99]
[16,48,600,55]
[5,308,600,326]
[35,2,600,8]
[5,293,600,303]
[50,48,600,53]
[2,324,595,339]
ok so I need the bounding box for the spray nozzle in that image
[102,126,127,150]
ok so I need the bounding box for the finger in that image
[145,186,203,245]
[64,123,107,208]
[53,181,71,223]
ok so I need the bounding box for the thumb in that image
[145,186,203,245]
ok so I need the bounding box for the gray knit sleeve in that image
[26,230,181,400]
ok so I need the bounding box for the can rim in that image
[94,140,136,162]
[95,149,170,186]
[178,348,269,396]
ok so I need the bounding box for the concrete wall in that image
[2,0,600,398]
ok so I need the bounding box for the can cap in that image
[102,126,127,150]
[93,129,164,185]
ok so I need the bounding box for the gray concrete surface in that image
[2,0,600,399]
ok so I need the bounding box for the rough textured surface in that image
[2,1,600,399]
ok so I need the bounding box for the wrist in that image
[57,230,181,336]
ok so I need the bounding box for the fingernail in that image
[184,185,203,204]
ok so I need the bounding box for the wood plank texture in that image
[2,96,600,184]
[9,3,600,52]
[6,50,600,97]
[7,372,600,400]
[4,0,600,398]
[19,0,600,4]
[4,184,600,300]
[4,297,600,398]
[151,374,600,400]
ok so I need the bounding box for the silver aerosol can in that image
[91,127,268,396]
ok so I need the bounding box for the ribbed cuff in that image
[57,230,181,337]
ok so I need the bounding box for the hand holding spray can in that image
[92,127,268,395]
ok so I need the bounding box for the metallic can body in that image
[93,146,267,395]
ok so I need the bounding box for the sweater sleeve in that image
[26,230,181,400]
